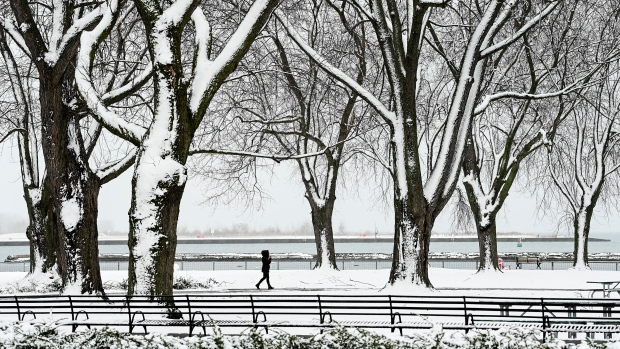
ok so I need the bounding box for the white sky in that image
[0,146,618,236]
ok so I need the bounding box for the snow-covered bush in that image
[0,321,619,349]
[101,276,219,292]
[172,276,219,290]
[0,277,62,294]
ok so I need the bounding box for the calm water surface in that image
[1,232,618,262]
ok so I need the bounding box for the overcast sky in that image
[1,145,618,236]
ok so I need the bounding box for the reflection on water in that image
[1,232,618,262]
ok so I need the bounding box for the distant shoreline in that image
[0,236,610,246]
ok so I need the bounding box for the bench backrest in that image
[1,294,619,326]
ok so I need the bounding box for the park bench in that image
[1,294,620,341]
[516,256,542,269]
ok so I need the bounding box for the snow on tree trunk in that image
[9,0,108,294]
[127,57,189,308]
[0,28,54,278]
[40,75,104,294]
[389,196,433,287]
[476,221,499,271]
[24,185,53,274]
[388,130,433,287]
[309,203,338,270]
[462,136,501,272]
[126,0,278,305]
[572,209,592,270]
[280,0,561,288]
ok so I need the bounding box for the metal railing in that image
[1,259,619,272]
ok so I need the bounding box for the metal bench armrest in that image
[130,311,147,334]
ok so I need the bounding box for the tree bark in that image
[126,0,278,306]
[476,221,499,271]
[9,0,107,294]
[461,122,502,272]
[388,195,433,287]
[572,208,593,269]
[308,201,338,270]
[39,73,104,294]
[24,182,54,274]
[126,53,191,311]
[127,153,186,299]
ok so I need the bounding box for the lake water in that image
[1,232,618,262]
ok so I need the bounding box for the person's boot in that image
[268,285,274,290]
[255,283,260,289]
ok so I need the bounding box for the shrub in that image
[0,321,618,349]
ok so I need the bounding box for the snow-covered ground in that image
[0,268,619,347]
[0,267,617,298]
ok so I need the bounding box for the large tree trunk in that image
[308,201,338,270]
[476,220,499,271]
[388,196,433,287]
[126,62,190,311]
[40,73,104,294]
[127,154,186,299]
[126,0,276,307]
[572,208,593,269]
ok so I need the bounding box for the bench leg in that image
[605,306,613,339]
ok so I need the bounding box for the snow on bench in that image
[1,294,620,340]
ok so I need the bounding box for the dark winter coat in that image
[261,250,271,273]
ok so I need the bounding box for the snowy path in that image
[1,268,618,298]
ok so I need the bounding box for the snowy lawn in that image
[1,268,620,348]
[0,267,618,297]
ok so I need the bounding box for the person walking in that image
[256,250,274,289]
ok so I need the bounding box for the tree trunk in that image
[127,158,185,298]
[24,183,54,274]
[462,131,501,271]
[309,201,338,270]
[387,118,433,287]
[126,62,190,311]
[389,196,433,287]
[39,74,104,294]
[476,220,499,271]
[572,208,592,269]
